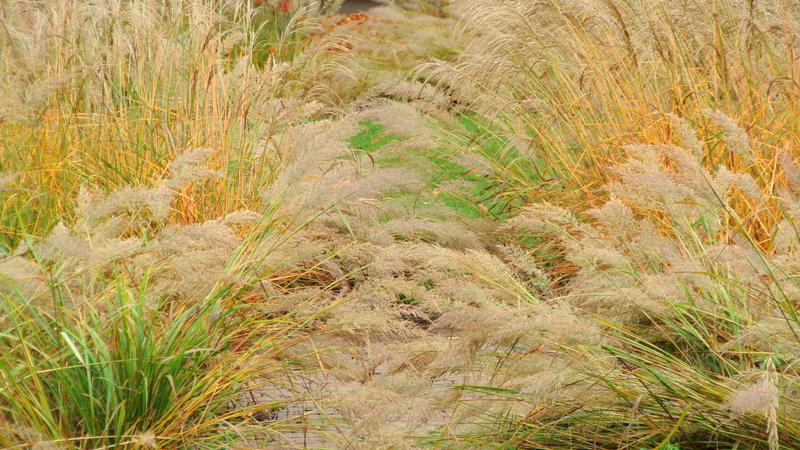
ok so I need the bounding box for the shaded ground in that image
[338,0,381,13]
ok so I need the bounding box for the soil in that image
[337,0,381,13]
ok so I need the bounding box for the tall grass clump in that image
[0,142,317,447]
[0,0,347,250]
[424,0,800,448]
[492,133,800,448]
[430,0,800,208]
[0,1,349,446]
[0,279,293,449]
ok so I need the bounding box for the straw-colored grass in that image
[425,0,800,448]
[4,0,800,448]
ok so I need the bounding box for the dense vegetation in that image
[1,0,799,448]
